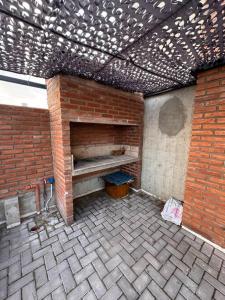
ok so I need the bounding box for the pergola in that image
[0,0,224,96]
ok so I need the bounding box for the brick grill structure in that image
[47,75,144,225]
[0,105,53,199]
[184,66,225,248]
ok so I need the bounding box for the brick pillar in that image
[184,66,225,248]
[47,77,73,225]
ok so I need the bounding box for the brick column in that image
[47,77,73,225]
[184,66,225,248]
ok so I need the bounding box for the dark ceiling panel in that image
[0,0,224,96]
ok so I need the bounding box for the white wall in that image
[0,70,47,108]
[141,86,195,201]
[0,81,47,108]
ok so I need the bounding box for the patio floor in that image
[0,192,225,300]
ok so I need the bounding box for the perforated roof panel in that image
[0,0,224,96]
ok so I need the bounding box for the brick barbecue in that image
[47,75,144,225]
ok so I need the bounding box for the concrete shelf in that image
[70,119,139,126]
[72,155,138,177]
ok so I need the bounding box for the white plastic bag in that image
[161,197,183,225]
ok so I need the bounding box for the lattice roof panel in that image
[0,0,224,96]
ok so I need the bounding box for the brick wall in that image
[0,105,53,199]
[60,76,143,125]
[47,75,144,224]
[119,125,143,187]
[184,66,225,248]
[70,123,122,146]
[70,123,141,149]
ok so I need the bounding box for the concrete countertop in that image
[72,155,138,176]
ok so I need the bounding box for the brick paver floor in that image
[0,191,225,300]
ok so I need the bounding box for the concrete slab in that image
[72,155,138,176]
[4,196,20,228]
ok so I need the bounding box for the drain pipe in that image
[24,184,41,214]
[44,177,55,212]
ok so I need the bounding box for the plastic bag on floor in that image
[161,197,183,225]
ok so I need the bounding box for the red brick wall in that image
[70,124,141,147]
[119,125,143,187]
[184,66,225,248]
[115,125,142,147]
[70,123,122,146]
[0,105,53,199]
[60,76,143,125]
[70,123,142,146]
[47,75,144,224]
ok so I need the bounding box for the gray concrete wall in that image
[73,177,105,199]
[0,188,55,224]
[141,86,195,201]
